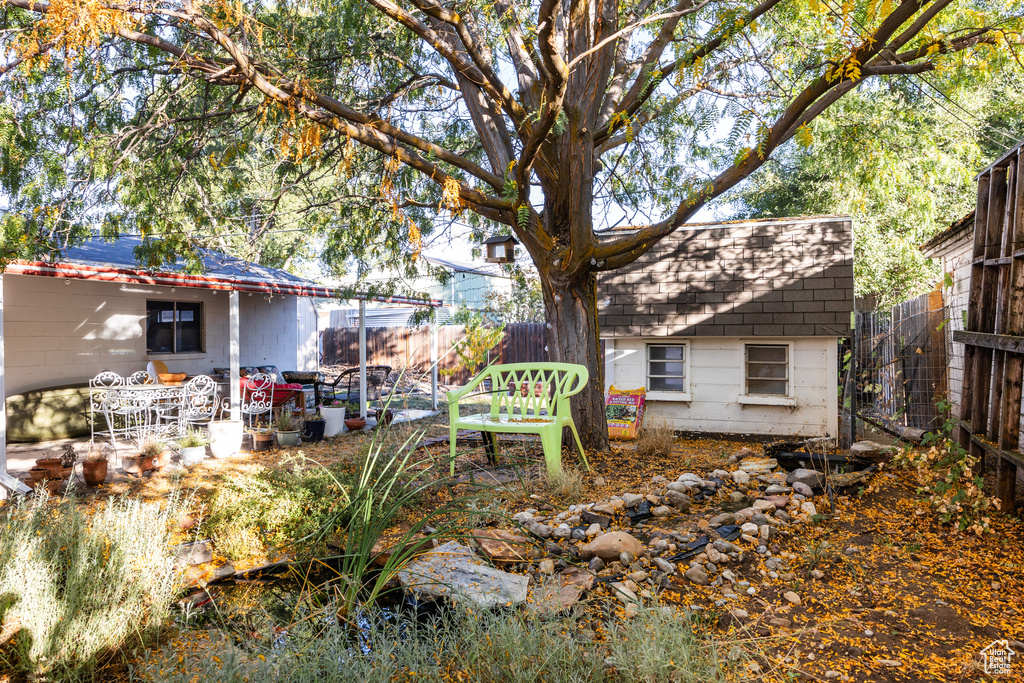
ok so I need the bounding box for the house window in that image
[745,344,789,396]
[146,301,204,353]
[647,344,687,392]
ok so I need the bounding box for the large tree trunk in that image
[539,267,610,454]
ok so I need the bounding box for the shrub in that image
[893,438,998,535]
[204,462,356,559]
[0,490,181,680]
[635,419,675,458]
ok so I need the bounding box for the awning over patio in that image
[0,235,442,496]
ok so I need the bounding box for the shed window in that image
[146,301,204,353]
[647,344,687,392]
[745,344,789,396]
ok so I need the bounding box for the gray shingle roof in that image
[596,216,854,337]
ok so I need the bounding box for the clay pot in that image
[252,432,275,452]
[27,467,50,486]
[82,460,108,487]
[155,450,173,470]
[344,418,367,431]
[45,479,62,494]
[35,458,62,478]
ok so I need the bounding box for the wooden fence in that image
[954,139,1024,512]
[321,323,548,384]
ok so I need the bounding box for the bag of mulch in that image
[606,385,646,440]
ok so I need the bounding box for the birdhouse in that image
[482,235,518,263]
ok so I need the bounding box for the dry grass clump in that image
[635,419,676,458]
[546,466,584,502]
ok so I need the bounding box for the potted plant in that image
[302,409,326,443]
[250,425,276,452]
[321,400,346,437]
[142,438,169,471]
[59,443,77,480]
[276,409,301,447]
[34,456,62,479]
[178,428,209,466]
[81,445,109,487]
[209,418,244,458]
[344,402,366,431]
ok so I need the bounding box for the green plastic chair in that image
[446,362,591,476]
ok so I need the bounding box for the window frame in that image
[740,342,796,406]
[645,342,691,401]
[146,300,206,355]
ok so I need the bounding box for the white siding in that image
[4,275,313,394]
[604,336,839,437]
[938,244,972,420]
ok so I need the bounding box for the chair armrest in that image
[560,366,590,398]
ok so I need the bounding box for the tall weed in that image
[136,604,723,682]
[636,419,676,458]
[0,489,181,680]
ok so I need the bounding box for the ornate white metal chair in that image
[99,388,152,449]
[89,371,124,445]
[241,373,275,429]
[178,375,219,433]
[127,370,153,385]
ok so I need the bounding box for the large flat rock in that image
[398,541,530,608]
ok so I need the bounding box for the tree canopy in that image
[732,69,1024,307]
[0,0,1018,448]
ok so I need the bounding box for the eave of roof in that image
[597,214,852,234]
[8,234,441,306]
[920,211,975,256]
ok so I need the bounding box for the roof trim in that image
[598,214,852,234]
[919,211,975,256]
[975,140,1021,180]
[6,260,441,306]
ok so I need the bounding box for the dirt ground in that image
[15,423,1023,682]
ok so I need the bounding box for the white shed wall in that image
[4,275,314,395]
[932,241,972,419]
[603,336,838,437]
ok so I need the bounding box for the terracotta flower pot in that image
[252,432,275,452]
[27,467,50,486]
[155,450,173,470]
[45,479,62,494]
[35,458,62,478]
[344,417,366,431]
[82,460,108,487]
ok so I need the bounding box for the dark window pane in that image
[748,379,787,396]
[176,302,203,352]
[649,361,685,376]
[747,345,787,363]
[146,301,174,353]
[649,345,684,361]
[650,376,686,392]
[750,363,787,379]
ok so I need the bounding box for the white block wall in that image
[4,275,316,395]
[603,336,839,437]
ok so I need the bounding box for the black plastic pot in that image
[302,419,326,443]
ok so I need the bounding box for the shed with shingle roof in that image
[596,215,854,438]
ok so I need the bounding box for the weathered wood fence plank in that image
[321,323,548,385]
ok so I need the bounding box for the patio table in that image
[100,384,184,445]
